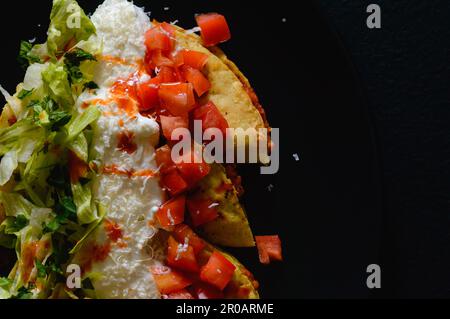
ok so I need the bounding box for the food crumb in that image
[267,184,274,192]
[293,153,300,162]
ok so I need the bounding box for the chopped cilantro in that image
[83,81,99,90]
[15,286,33,299]
[17,88,34,100]
[5,215,29,233]
[35,259,47,278]
[27,97,71,131]
[64,48,97,84]
[17,41,41,69]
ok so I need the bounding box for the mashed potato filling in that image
[72,0,165,299]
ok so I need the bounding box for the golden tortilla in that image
[196,164,255,248]
[174,28,266,132]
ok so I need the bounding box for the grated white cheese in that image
[73,0,165,300]
[208,203,220,209]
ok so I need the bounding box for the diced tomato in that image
[152,266,192,295]
[156,196,186,228]
[161,170,188,196]
[145,26,173,52]
[136,77,160,111]
[155,145,175,173]
[173,224,206,255]
[187,197,219,227]
[160,22,176,37]
[192,282,224,299]
[177,161,211,187]
[151,49,174,68]
[255,235,283,265]
[175,149,211,187]
[182,50,209,70]
[160,115,189,141]
[159,82,196,116]
[68,151,88,183]
[167,236,199,273]
[196,13,231,47]
[157,65,179,83]
[162,289,195,299]
[193,101,229,136]
[170,50,185,67]
[181,65,211,96]
[200,252,236,291]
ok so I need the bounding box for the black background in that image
[319,0,450,298]
[0,0,446,299]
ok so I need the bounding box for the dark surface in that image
[319,0,450,297]
[0,0,385,298]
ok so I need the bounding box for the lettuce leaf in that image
[0,151,18,186]
[0,119,44,154]
[47,0,96,58]
[71,182,97,225]
[64,48,97,85]
[17,41,41,69]
[2,216,28,235]
[0,278,12,299]
[69,203,106,254]
[0,85,25,121]
[0,119,46,186]
[0,192,36,218]
[67,131,88,162]
[64,105,100,143]
[41,64,74,109]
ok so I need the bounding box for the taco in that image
[0,0,280,299]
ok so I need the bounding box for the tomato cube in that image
[196,13,231,47]
[199,252,236,291]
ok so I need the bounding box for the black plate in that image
[0,0,383,298]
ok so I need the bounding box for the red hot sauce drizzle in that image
[117,130,137,154]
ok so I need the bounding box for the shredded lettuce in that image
[64,105,100,143]
[69,203,106,254]
[23,63,48,92]
[0,192,36,218]
[0,85,25,120]
[0,138,40,187]
[64,48,97,85]
[1,0,104,299]
[71,182,97,225]
[67,131,88,162]
[0,119,46,186]
[0,278,12,299]
[0,120,44,154]
[41,64,74,109]
[10,227,53,295]
[0,151,18,186]
[17,41,41,69]
[47,0,96,58]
